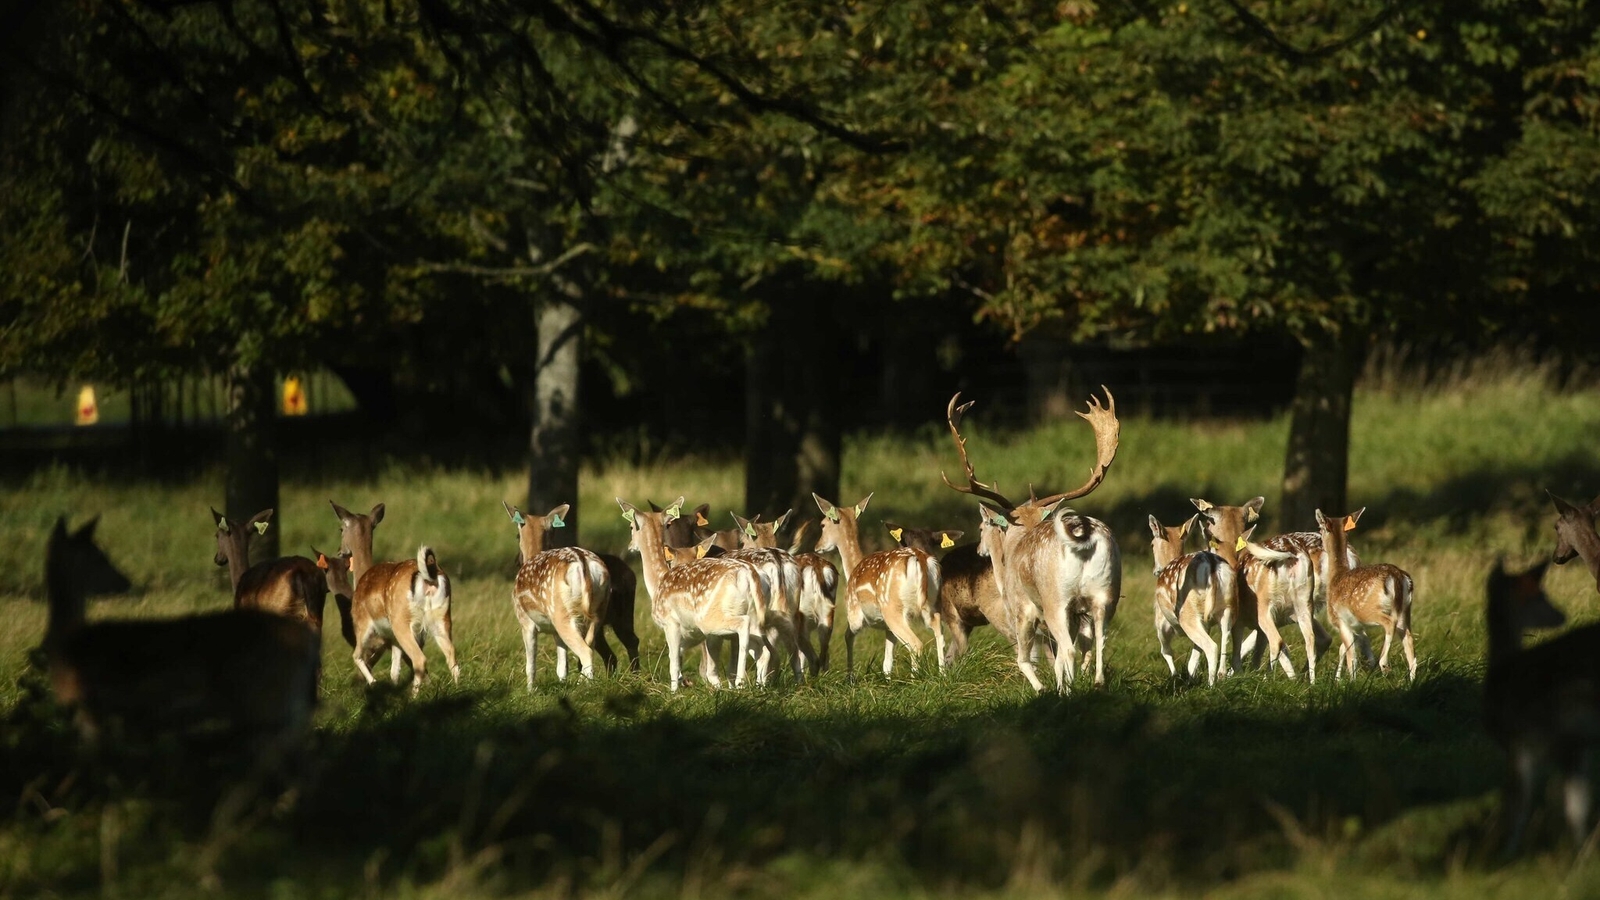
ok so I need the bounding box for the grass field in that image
[2,354,1600,898]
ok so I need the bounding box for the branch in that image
[1216,0,1408,62]
[412,242,596,280]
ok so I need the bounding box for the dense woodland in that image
[4,0,1600,554]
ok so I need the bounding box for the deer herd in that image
[31,388,1600,853]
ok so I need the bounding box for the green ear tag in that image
[512,511,526,526]
[622,509,636,525]
[743,523,757,537]
[824,508,840,522]
[551,514,565,528]
[218,520,230,534]
[253,520,269,535]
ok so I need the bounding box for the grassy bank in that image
[1,357,1598,898]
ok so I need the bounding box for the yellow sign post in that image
[282,376,307,416]
[75,385,99,425]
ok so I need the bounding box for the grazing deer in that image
[1548,491,1600,592]
[730,511,812,682]
[331,501,461,695]
[1484,559,1600,854]
[940,389,1122,692]
[812,492,944,677]
[504,501,641,672]
[212,508,329,636]
[786,521,839,673]
[618,497,771,690]
[1191,497,1339,682]
[45,516,319,747]
[889,523,1006,666]
[1315,509,1417,681]
[503,503,613,688]
[1148,514,1247,683]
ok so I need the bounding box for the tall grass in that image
[1,353,1598,898]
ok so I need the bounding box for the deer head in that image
[1547,491,1600,567]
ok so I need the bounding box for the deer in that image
[1315,508,1417,681]
[1190,497,1340,683]
[330,501,461,695]
[44,515,320,748]
[1484,559,1600,854]
[1147,514,1251,683]
[618,497,771,690]
[729,510,813,682]
[503,501,641,672]
[652,500,740,553]
[502,502,613,688]
[212,508,330,637]
[939,389,1122,692]
[312,547,358,648]
[888,523,1006,666]
[1548,491,1600,592]
[786,520,839,673]
[812,492,944,678]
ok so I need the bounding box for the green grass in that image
[2,356,1600,899]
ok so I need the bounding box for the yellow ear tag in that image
[695,512,709,526]
[889,527,903,541]
[940,534,955,549]
[662,547,673,562]
[254,520,270,535]
[696,543,710,559]
[1209,539,1220,551]
[1344,519,1357,532]
[1235,536,1247,552]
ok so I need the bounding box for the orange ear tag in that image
[696,513,709,526]
[696,544,710,559]
[662,547,673,562]
[316,554,329,570]
[1344,519,1357,532]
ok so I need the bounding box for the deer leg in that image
[1502,742,1542,857]
[555,645,570,681]
[1336,621,1358,681]
[1293,611,1316,682]
[1220,607,1237,678]
[389,646,405,682]
[353,625,381,685]
[428,614,461,683]
[1012,617,1046,692]
[551,613,597,680]
[593,631,619,674]
[1376,619,1395,676]
[813,621,833,676]
[885,612,925,675]
[1155,611,1178,678]
[392,627,429,697]
[1401,623,1417,682]
[734,619,752,688]
[1091,605,1108,687]
[1562,744,1593,850]
[522,624,538,691]
[1176,611,1219,686]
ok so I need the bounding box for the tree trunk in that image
[745,298,841,519]
[525,289,583,549]
[226,360,279,562]
[1279,335,1362,532]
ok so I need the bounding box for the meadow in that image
[2,352,1600,899]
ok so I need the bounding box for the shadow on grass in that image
[0,662,1516,895]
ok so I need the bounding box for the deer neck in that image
[349,539,376,585]
[833,526,865,579]
[224,537,252,591]
[1484,594,1525,668]
[520,528,545,563]
[44,556,86,646]
[1321,528,1352,583]
[632,521,669,601]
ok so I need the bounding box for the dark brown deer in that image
[1484,559,1598,854]
[1548,491,1600,592]
[45,516,318,747]
[212,507,329,637]
[887,523,1003,666]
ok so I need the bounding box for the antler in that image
[1030,386,1119,507]
[940,392,1017,511]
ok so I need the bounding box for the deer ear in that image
[331,500,354,524]
[316,553,330,570]
[1148,515,1163,539]
[662,546,674,562]
[694,503,710,527]
[253,520,270,535]
[1314,509,1328,528]
[547,504,570,528]
[1190,498,1213,512]
[855,493,874,516]
[369,503,385,526]
[1348,507,1365,528]
[75,515,101,540]
[1244,497,1265,522]
[813,493,839,520]
[211,507,226,527]
[774,509,793,532]
[248,509,274,535]
[695,535,716,559]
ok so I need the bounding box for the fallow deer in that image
[45,516,319,748]
[1147,514,1250,683]
[504,501,641,672]
[331,501,461,695]
[618,497,771,690]
[786,520,839,673]
[503,502,613,688]
[889,523,1005,665]
[312,547,357,648]
[1548,491,1600,592]
[1484,559,1600,853]
[212,508,329,637]
[940,389,1122,692]
[812,492,944,677]
[1191,497,1340,682]
[1315,508,1417,681]
[729,511,812,682]
[652,500,739,553]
